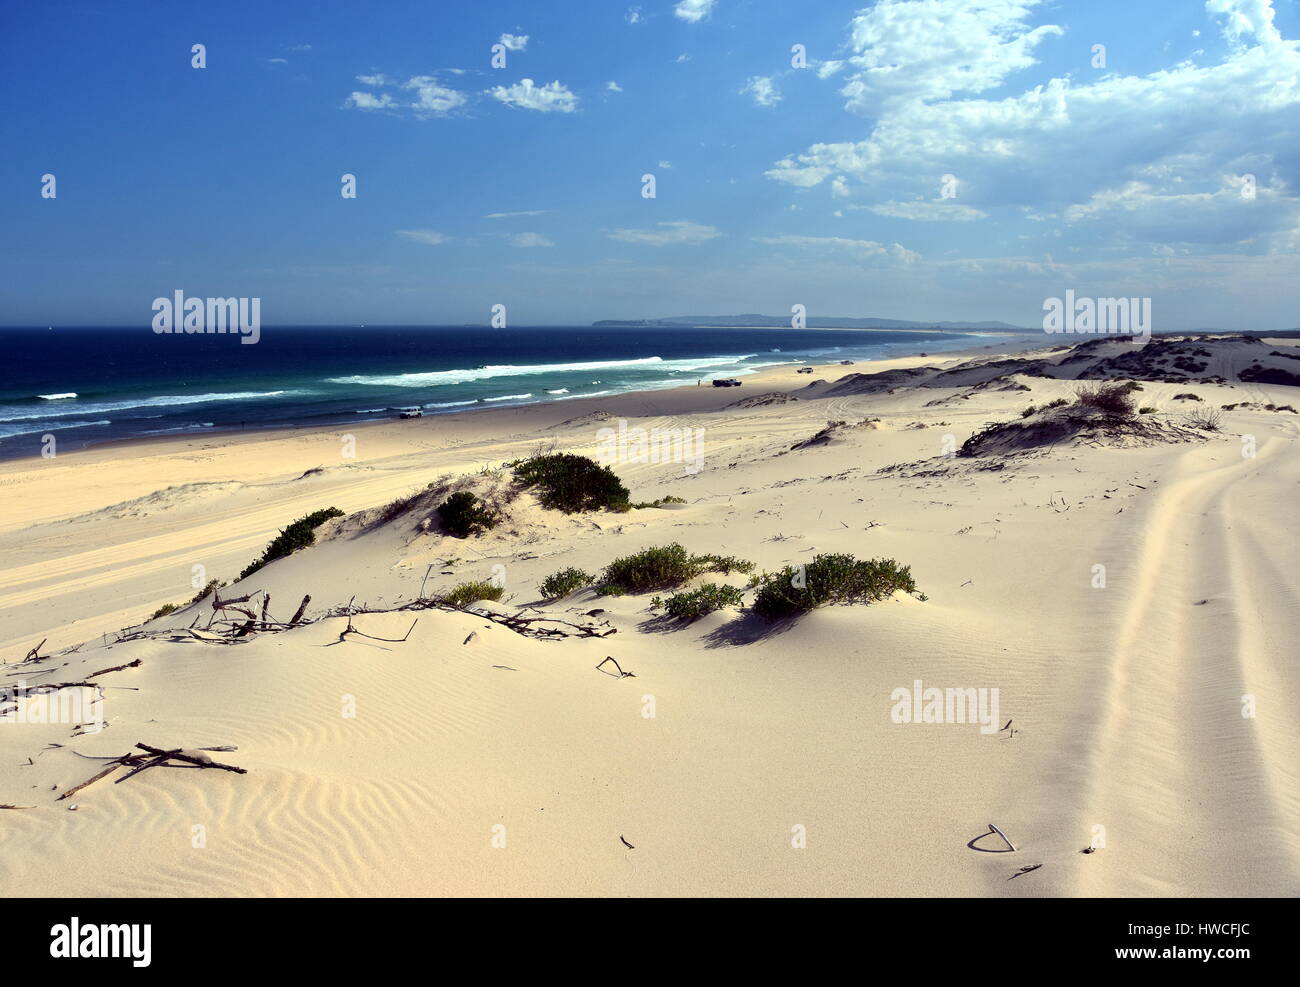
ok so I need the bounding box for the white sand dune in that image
[1,335,1297,896]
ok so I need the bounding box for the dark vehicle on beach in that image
[711,378,742,387]
[797,366,814,374]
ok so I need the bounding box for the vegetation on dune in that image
[751,553,917,621]
[437,490,500,538]
[239,506,344,580]
[510,453,630,514]
[149,602,179,621]
[661,583,745,621]
[539,567,593,600]
[1073,381,1137,416]
[439,580,505,608]
[597,543,753,595]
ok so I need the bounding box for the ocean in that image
[1,325,1009,459]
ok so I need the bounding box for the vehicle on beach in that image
[399,408,423,418]
[711,378,742,387]
[797,366,814,374]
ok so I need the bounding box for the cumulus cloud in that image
[344,91,397,111]
[499,33,529,52]
[838,0,1063,114]
[674,0,716,24]
[606,80,623,92]
[396,229,450,245]
[344,74,465,117]
[740,75,781,107]
[607,221,721,246]
[1206,0,1282,49]
[766,0,1300,255]
[489,78,579,112]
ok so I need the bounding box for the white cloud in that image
[839,0,1063,114]
[507,232,554,248]
[1206,0,1282,49]
[863,200,989,221]
[740,75,781,107]
[816,60,845,79]
[344,74,465,117]
[485,210,551,219]
[626,7,644,25]
[752,235,920,264]
[489,78,579,113]
[674,0,716,24]
[606,80,623,92]
[403,76,468,117]
[268,58,287,65]
[608,221,721,246]
[396,229,450,245]
[499,33,529,52]
[765,0,1300,255]
[659,160,672,169]
[344,91,397,111]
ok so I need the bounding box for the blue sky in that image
[2,0,1298,329]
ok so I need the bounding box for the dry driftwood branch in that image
[337,617,419,644]
[135,742,246,774]
[290,594,312,624]
[25,639,48,661]
[115,749,183,784]
[989,822,1016,852]
[87,658,142,678]
[596,656,636,678]
[57,754,148,800]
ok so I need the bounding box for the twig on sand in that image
[335,616,419,644]
[989,823,1016,852]
[596,656,636,678]
[115,749,183,784]
[134,743,246,774]
[290,594,312,625]
[87,658,142,678]
[620,835,635,849]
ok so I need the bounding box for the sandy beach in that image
[2,333,1297,897]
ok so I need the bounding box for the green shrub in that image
[190,578,223,604]
[1021,405,1037,418]
[631,494,687,508]
[1139,406,1157,414]
[240,507,344,580]
[437,491,499,538]
[664,583,745,621]
[752,553,917,621]
[512,453,630,513]
[599,543,754,594]
[539,567,592,600]
[440,580,505,608]
[149,602,179,621]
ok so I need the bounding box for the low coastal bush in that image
[598,543,753,595]
[631,495,686,509]
[663,583,745,621]
[1184,407,1224,431]
[440,580,504,608]
[511,453,630,513]
[240,507,344,580]
[1074,381,1136,416]
[149,602,179,621]
[190,578,224,604]
[437,491,499,538]
[752,553,917,621]
[539,567,592,600]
